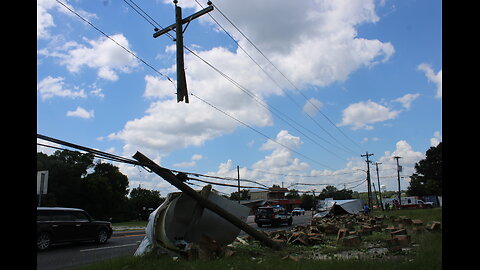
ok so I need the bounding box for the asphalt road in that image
[37,211,314,270]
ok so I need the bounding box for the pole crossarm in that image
[152,2,214,103]
[153,5,214,38]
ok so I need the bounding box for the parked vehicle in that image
[291,208,305,216]
[254,206,292,227]
[383,196,434,209]
[37,207,113,251]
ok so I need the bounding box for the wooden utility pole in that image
[153,0,214,103]
[237,165,241,203]
[374,162,384,211]
[132,151,282,250]
[361,152,374,209]
[393,156,403,206]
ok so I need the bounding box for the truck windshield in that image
[257,208,272,214]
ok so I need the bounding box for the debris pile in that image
[236,212,441,258]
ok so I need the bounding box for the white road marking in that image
[80,243,138,252]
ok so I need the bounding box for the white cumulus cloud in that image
[37,76,87,101]
[418,63,442,99]
[338,100,400,130]
[66,106,94,119]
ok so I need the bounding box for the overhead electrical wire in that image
[54,0,175,87]
[38,134,394,193]
[190,92,334,170]
[191,0,358,158]
[52,1,389,191]
[37,134,271,190]
[208,0,366,154]
[121,0,348,167]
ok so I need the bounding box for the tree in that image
[128,186,165,220]
[37,150,95,207]
[285,189,300,199]
[300,193,314,210]
[37,150,132,221]
[407,142,442,196]
[81,162,130,220]
[318,185,353,200]
[229,189,250,201]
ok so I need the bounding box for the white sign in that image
[37,171,49,195]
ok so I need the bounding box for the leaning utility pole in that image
[361,152,374,209]
[153,0,214,103]
[374,162,384,211]
[393,156,403,206]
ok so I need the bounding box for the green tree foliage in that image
[285,189,300,199]
[300,193,314,210]
[82,162,130,220]
[229,189,251,201]
[37,150,95,207]
[407,142,442,196]
[129,186,165,220]
[37,150,143,221]
[318,185,353,200]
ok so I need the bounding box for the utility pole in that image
[361,152,374,209]
[312,190,316,218]
[237,165,241,204]
[372,181,379,209]
[393,156,403,207]
[153,0,214,103]
[374,162,384,211]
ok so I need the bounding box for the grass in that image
[75,208,442,270]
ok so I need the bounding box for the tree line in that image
[37,150,164,222]
[37,142,441,221]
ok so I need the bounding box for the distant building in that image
[249,187,289,200]
[246,187,302,212]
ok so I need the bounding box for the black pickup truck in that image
[254,206,293,227]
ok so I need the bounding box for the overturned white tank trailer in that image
[135,185,250,256]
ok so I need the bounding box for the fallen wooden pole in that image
[132,151,282,250]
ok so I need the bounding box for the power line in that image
[188,1,356,159]
[38,134,271,190]
[123,0,351,164]
[190,92,334,170]
[52,1,339,175]
[54,0,175,86]
[210,1,365,154]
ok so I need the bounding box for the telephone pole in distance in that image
[374,162,384,211]
[393,156,402,206]
[361,152,374,209]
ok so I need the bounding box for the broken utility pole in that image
[132,151,282,251]
[153,0,214,103]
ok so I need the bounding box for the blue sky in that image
[37,0,442,197]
